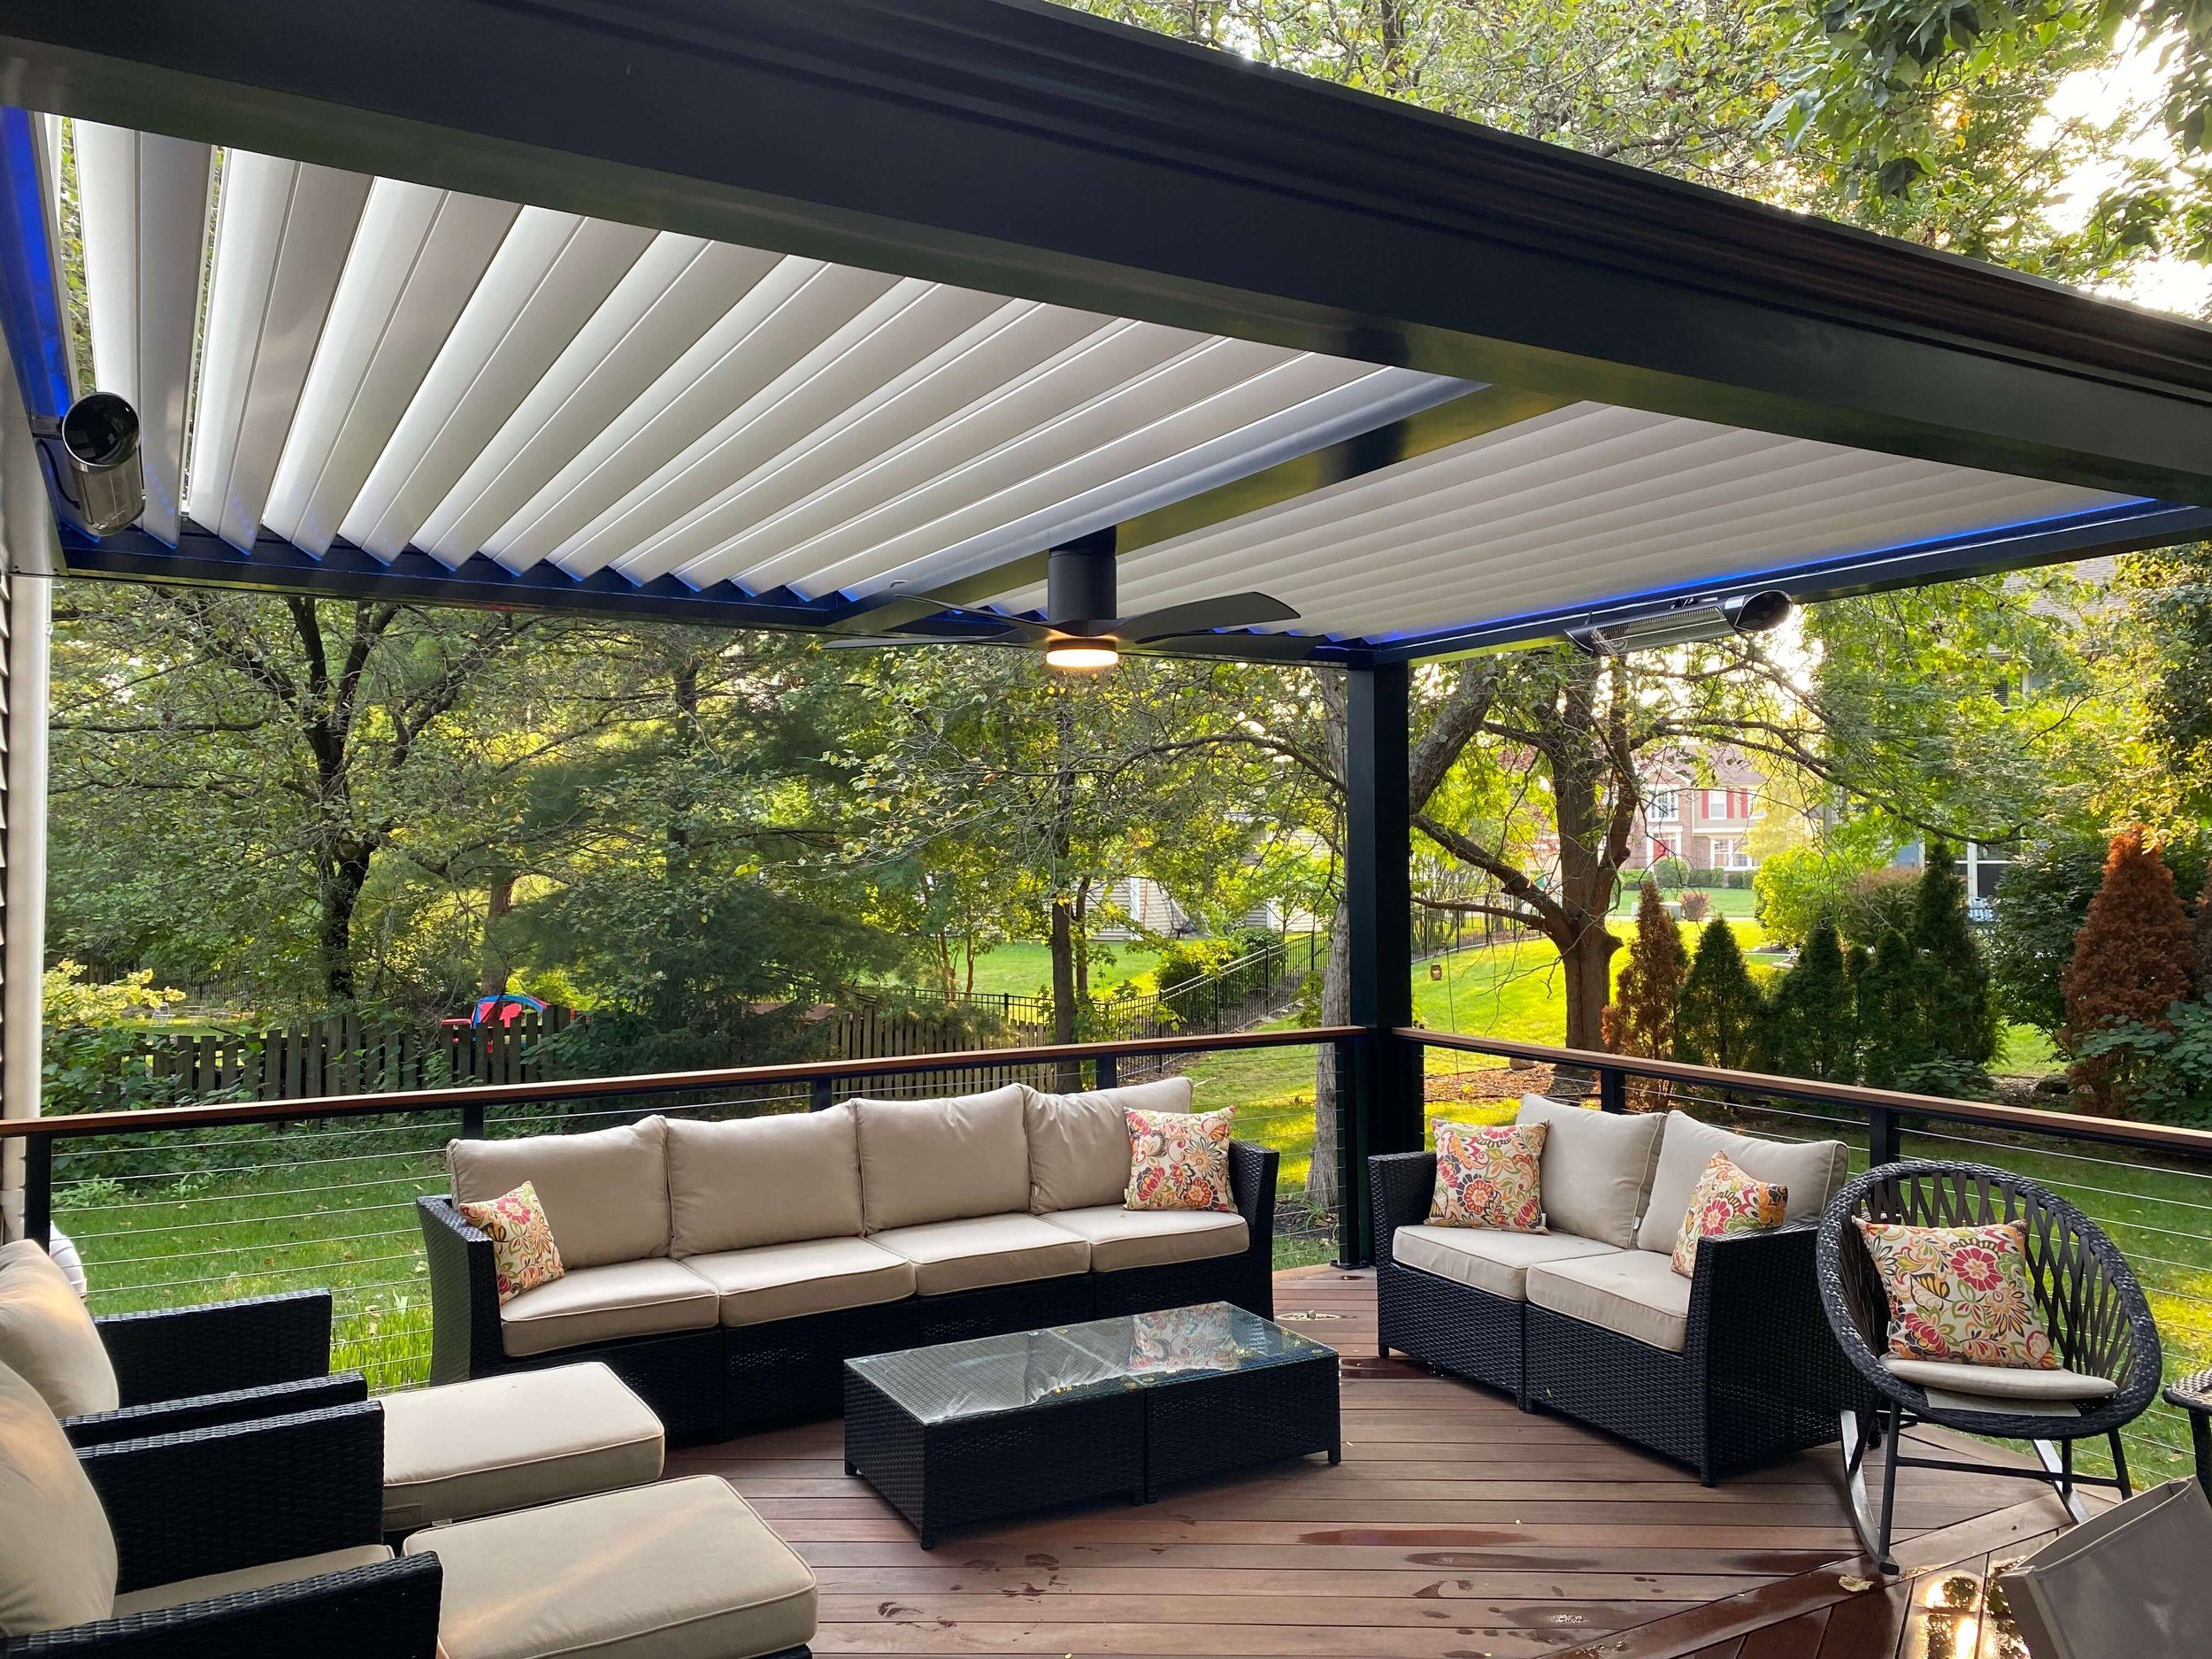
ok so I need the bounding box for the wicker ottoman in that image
[380,1361,664,1533]
[405,1475,817,1659]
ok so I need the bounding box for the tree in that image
[1752,818,1893,948]
[1602,880,1688,1109]
[2062,826,2199,1111]
[1763,916,1858,1083]
[1856,927,1928,1090]
[1913,841,2000,1079]
[1674,918,1765,1071]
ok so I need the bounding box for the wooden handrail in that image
[0,1025,1367,1140]
[1402,1028,2212,1157]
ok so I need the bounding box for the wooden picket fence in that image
[140,1008,576,1100]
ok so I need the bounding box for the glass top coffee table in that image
[843,1302,1340,1548]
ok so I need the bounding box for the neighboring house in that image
[1628,749,1765,872]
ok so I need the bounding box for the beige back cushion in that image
[1025,1076,1194,1213]
[0,1241,119,1418]
[1515,1095,1665,1250]
[0,1359,116,1636]
[664,1106,864,1255]
[853,1086,1031,1232]
[448,1117,671,1268]
[1633,1110,1850,1253]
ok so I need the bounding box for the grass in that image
[1608,884,1757,919]
[941,941,1163,998]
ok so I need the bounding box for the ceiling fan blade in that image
[1134,630,1322,662]
[1118,592,1300,642]
[820,635,957,649]
[824,593,1050,644]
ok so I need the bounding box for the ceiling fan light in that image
[1044,643,1120,671]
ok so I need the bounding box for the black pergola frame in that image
[6,0,2212,1242]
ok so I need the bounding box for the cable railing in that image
[2,1027,1362,1392]
[1406,1027,2212,1489]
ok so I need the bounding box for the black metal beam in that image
[1342,663,1417,1265]
[1371,500,2212,664]
[5,0,2212,504]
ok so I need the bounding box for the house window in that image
[1709,838,1752,871]
[1647,790,1678,822]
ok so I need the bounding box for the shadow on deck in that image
[668,1265,2076,1657]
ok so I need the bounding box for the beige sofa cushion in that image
[1515,1095,1664,1250]
[664,1106,864,1256]
[681,1237,916,1328]
[409,1474,817,1659]
[449,1118,672,1269]
[1392,1225,1620,1302]
[853,1085,1030,1232]
[496,1260,718,1360]
[869,1214,1091,1295]
[111,1546,393,1618]
[1038,1206,1247,1272]
[0,1359,117,1636]
[0,1241,119,1419]
[1634,1112,1847,1253]
[1526,1250,1694,1352]
[380,1362,664,1532]
[1883,1357,2119,1403]
[1024,1076,1193,1213]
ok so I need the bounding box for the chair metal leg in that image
[2032,1440,2095,1525]
[2108,1430,2132,1500]
[1876,1409,1904,1573]
[1839,1408,1900,1575]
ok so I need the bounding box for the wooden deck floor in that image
[667,1266,2073,1657]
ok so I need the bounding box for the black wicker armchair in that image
[4,1403,442,1657]
[1816,1160,2164,1573]
[62,1289,366,1448]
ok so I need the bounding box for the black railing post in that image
[460,1098,486,1141]
[24,1135,52,1250]
[1599,1065,1626,1114]
[1094,1052,1119,1089]
[1333,1034,1365,1266]
[810,1076,835,1112]
[1867,1105,1901,1167]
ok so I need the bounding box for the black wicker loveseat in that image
[420,1077,1278,1441]
[1372,1098,1866,1483]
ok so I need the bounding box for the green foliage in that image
[1674,918,1766,1071]
[1604,882,1690,1108]
[2073,1001,2212,1127]
[1915,842,2001,1073]
[1651,855,1692,891]
[1835,866,1921,949]
[1855,926,1927,1089]
[2124,546,2212,814]
[1752,821,1893,947]
[42,961,183,1026]
[1763,916,1860,1082]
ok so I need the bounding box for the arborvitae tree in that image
[1602,880,1689,1110]
[1674,917,1765,1073]
[1914,841,2000,1077]
[2063,826,2198,1111]
[1763,914,1858,1082]
[1856,927,1926,1090]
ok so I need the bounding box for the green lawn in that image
[945,941,1163,998]
[1608,884,1756,919]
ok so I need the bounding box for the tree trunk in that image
[318,848,373,1002]
[1073,877,1091,1002]
[1306,894,1351,1212]
[1049,894,1080,1089]
[1558,922,1617,1052]
[477,876,515,997]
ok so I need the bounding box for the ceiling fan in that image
[827,532,1310,668]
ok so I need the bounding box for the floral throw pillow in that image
[1855,1218,2059,1370]
[1125,1105,1236,1212]
[1427,1120,1547,1232]
[1671,1153,1788,1277]
[457,1180,565,1305]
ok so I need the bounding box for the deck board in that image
[666,1266,2075,1658]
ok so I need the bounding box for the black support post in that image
[1342,664,1417,1265]
[24,1134,51,1250]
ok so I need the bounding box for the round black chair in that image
[1816,1160,2162,1572]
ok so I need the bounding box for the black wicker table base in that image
[842,1301,1340,1548]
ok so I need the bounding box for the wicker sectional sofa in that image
[419,1078,1277,1440]
[1372,1098,1868,1482]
